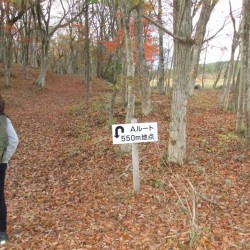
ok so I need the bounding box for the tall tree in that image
[83,1,90,102]
[157,0,165,95]
[120,0,135,152]
[240,0,250,148]
[34,0,85,89]
[236,3,248,133]
[20,7,33,79]
[93,0,119,80]
[134,0,152,115]
[188,0,219,96]
[0,0,27,87]
[220,0,241,110]
[144,0,219,164]
[167,0,192,165]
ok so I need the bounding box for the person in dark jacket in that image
[0,95,19,244]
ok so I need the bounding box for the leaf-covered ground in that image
[1,65,250,249]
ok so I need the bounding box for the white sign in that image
[112,122,158,144]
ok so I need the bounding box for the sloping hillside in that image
[0,65,249,249]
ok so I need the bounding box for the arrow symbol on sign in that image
[114,126,124,138]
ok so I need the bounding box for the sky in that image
[203,0,242,63]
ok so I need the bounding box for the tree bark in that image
[120,0,135,152]
[188,0,218,96]
[167,0,192,165]
[213,62,224,88]
[36,29,49,89]
[83,3,91,102]
[219,7,241,110]
[236,0,250,137]
[157,0,165,95]
[201,44,208,89]
[231,69,240,112]
[134,0,152,115]
[2,45,10,87]
[244,0,250,147]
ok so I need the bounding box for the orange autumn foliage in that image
[100,28,124,53]
[100,18,158,63]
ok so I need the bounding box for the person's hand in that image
[0,163,8,171]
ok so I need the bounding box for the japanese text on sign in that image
[112,122,158,144]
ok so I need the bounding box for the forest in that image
[0,0,250,249]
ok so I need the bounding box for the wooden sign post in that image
[112,119,158,192]
[131,118,140,192]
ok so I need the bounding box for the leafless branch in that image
[143,14,193,44]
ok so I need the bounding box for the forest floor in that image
[0,65,250,249]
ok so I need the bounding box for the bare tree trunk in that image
[244,0,250,147]
[167,0,192,165]
[109,86,117,124]
[221,54,236,109]
[220,2,241,109]
[120,0,135,152]
[30,30,39,68]
[1,9,11,87]
[228,53,240,110]
[231,69,241,112]
[167,55,173,91]
[201,45,208,89]
[121,57,127,107]
[232,51,240,87]
[134,0,152,115]
[36,32,49,89]
[236,0,249,133]
[83,3,91,102]
[188,0,218,96]
[213,62,224,88]
[157,0,165,95]
[109,52,123,124]
[236,67,245,132]
[2,45,10,87]
[220,44,240,110]
[67,25,75,74]
[21,9,32,79]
